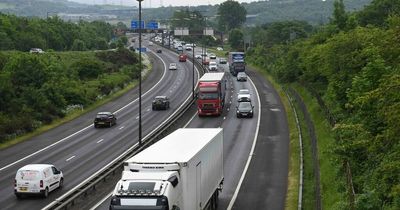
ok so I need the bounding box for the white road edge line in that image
[0,50,168,172]
[89,192,113,210]
[85,51,201,210]
[65,156,76,162]
[227,76,262,210]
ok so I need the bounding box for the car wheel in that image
[109,122,112,127]
[59,178,64,189]
[43,187,49,198]
[94,124,98,128]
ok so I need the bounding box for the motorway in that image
[0,40,199,209]
[0,40,289,210]
[92,46,289,210]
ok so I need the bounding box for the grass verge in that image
[291,83,346,209]
[0,53,153,150]
[0,80,139,150]
[248,64,300,210]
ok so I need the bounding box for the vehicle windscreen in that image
[239,102,252,110]
[199,92,219,100]
[96,114,108,118]
[17,170,40,180]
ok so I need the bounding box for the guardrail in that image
[43,45,206,210]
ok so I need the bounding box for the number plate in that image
[19,187,27,192]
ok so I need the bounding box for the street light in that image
[137,0,143,146]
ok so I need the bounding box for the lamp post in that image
[137,0,143,146]
[192,43,195,99]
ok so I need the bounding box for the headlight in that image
[236,110,240,113]
[250,110,253,113]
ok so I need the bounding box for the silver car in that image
[237,72,247,81]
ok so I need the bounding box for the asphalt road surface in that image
[92,52,289,210]
[0,40,199,209]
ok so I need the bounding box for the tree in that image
[332,0,348,30]
[228,28,244,50]
[71,39,86,51]
[217,0,247,32]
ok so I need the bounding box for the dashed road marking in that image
[270,108,281,112]
[119,126,124,130]
[136,116,139,119]
[66,156,76,162]
[97,139,104,143]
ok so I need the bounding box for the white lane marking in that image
[87,55,201,210]
[90,192,113,210]
[0,51,169,172]
[65,156,76,162]
[183,111,197,128]
[270,108,281,112]
[119,126,124,130]
[227,108,230,111]
[227,75,262,209]
[135,116,139,120]
[146,108,150,112]
[97,139,104,143]
[223,117,226,120]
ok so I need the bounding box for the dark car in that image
[152,96,170,110]
[156,48,162,53]
[94,112,117,128]
[236,101,254,118]
[219,58,227,64]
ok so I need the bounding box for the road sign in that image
[146,21,158,30]
[131,20,145,29]
[136,47,147,52]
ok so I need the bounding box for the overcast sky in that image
[68,0,259,8]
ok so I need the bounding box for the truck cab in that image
[178,54,187,62]
[110,171,182,210]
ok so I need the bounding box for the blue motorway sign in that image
[146,21,158,30]
[131,20,145,29]
[136,47,147,52]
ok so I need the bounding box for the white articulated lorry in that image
[110,128,224,210]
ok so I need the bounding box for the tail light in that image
[14,179,16,187]
[40,180,43,188]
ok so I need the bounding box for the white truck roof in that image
[199,72,225,82]
[126,128,222,163]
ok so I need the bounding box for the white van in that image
[14,164,63,198]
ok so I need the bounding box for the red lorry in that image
[179,53,187,62]
[197,72,226,116]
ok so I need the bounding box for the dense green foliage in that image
[247,0,400,208]
[0,13,114,51]
[217,0,247,32]
[0,49,140,142]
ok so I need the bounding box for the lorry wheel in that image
[15,193,23,199]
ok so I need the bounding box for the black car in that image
[152,96,170,110]
[236,101,254,118]
[219,58,227,64]
[156,48,162,53]
[94,112,117,128]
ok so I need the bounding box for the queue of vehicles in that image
[12,35,252,208]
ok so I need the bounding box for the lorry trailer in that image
[110,128,224,210]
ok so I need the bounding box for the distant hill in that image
[0,0,372,26]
